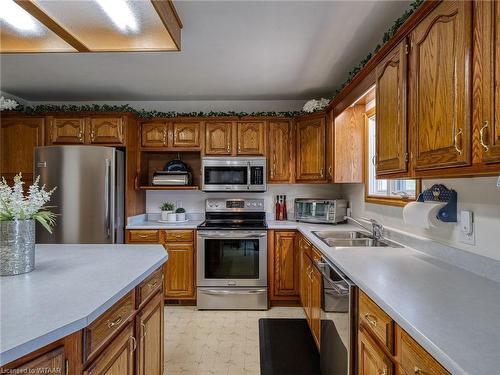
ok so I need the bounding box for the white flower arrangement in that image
[302,98,331,113]
[0,96,19,111]
[0,173,57,233]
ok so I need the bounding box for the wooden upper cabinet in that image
[163,243,195,299]
[48,117,85,144]
[237,121,265,155]
[358,328,394,375]
[409,0,472,171]
[273,231,299,298]
[172,121,201,149]
[334,105,364,183]
[476,0,500,164]
[296,116,326,182]
[268,121,293,182]
[0,117,44,183]
[141,122,168,148]
[376,40,408,176]
[205,121,232,155]
[88,117,125,145]
[136,292,163,375]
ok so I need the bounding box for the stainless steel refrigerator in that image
[34,146,125,244]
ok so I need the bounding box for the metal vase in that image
[0,219,35,276]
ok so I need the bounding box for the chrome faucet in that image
[344,216,384,240]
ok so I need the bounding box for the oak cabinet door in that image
[137,293,163,375]
[296,117,326,182]
[410,1,472,170]
[376,40,408,176]
[334,105,365,183]
[273,231,299,297]
[48,117,85,144]
[1,117,44,185]
[477,1,500,163]
[237,121,265,155]
[268,121,293,182]
[12,347,65,375]
[83,324,135,375]
[163,243,195,299]
[205,122,232,155]
[141,122,168,148]
[358,328,394,375]
[310,264,322,349]
[172,121,201,148]
[88,117,125,145]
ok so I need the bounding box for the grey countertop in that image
[268,220,500,375]
[126,220,204,230]
[0,244,167,366]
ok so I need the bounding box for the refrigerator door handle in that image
[104,159,112,239]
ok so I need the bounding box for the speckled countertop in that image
[0,244,167,366]
[268,221,500,375]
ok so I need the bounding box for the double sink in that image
[313,230,402,248]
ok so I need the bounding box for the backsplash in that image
[342,176,500,261]
[146,184,343,218]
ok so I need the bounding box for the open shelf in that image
[138,185,199,190]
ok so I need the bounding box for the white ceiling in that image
[0,0,411,102]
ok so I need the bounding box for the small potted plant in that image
[0,174,57,276]
[175,207,186,222]
[160,201,176,221]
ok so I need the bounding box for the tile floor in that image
[164,306,305,375]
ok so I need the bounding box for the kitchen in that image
[1,1,499,375]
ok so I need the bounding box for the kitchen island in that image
[0,244,167,374]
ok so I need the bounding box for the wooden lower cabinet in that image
[83,324,135,375]
[136,293,164,375]
[358,290,450,375]
[358,327,394,375]
[270,231,299,303]
[298,234,321,349]
[163,242,195,299]
[11,347,66,375]
[126,229,196,301]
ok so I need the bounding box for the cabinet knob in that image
[106,315,123,328]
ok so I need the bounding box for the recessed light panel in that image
[32,0,178,51]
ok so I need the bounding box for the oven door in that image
[197,230,267,287]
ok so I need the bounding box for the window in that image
[365,108,419,205]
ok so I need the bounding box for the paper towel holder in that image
[416,184,457,222]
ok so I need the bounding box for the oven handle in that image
[200,289,267,295]
[198,233,267,238]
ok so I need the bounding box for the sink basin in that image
[313,231,402,248]
[312,231,371,240]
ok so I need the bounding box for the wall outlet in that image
[459,210,475,245]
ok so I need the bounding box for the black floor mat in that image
[259,318,321,375]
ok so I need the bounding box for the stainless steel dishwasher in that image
[313,256,357,375]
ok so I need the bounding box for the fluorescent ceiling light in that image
[95,0,139,33]
[0,0,39,33]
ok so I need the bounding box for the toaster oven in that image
[294,199,347,224]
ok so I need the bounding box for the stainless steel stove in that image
[197,198,268,310]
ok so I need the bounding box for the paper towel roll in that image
[403,201,446,229]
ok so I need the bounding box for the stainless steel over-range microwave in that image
[201,157,266,192]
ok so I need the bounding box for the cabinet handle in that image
[320,168,324,178]
[238,144,241,153]
[479,121,489,152]
[414,367,423,375]
[78,130,83,142]
[138,234,149,238]
[148,280,159,288]
[129,336,137,352]
[163,129,167,146]
[364,313,378,327]
[328,166,332,177]
[227,144,231,153]
[107,316,122,328]
[90,129,95,142]
[454,128,463,155]
[379,369,387,375]
[141,322,147,339]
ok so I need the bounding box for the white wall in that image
[27,100,305,113]
[146,184,343,217]
[342,176,500,261]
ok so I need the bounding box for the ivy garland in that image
[13,0,423,118]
